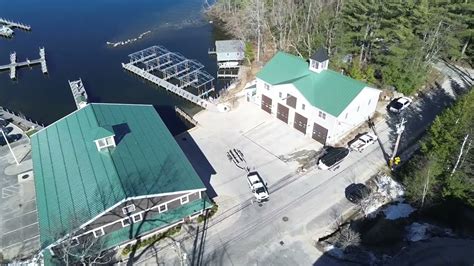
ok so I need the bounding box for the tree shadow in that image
[385,83,456,158]
[175,131,218,199]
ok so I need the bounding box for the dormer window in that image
[95,136,116,151]
[92,126,116,152]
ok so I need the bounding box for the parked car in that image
[246,171,269,202]
[388,97,412,113]
[0,127,14,134]
[345,183,371,204]
[0,133,22,146]
[349,132,378,152]
[317,147,350,170]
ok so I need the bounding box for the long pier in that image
[68,79,88,109]
[122,45,217,110]
[0,48,47,79]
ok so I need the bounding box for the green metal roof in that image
[256,51,368,116]
[32,103,206,248]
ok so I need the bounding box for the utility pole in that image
[1,127,19,165]
[389,118,406,169]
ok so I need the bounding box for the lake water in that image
[0,0,224,134]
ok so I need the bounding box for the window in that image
[95,136,116,151]
[159,204,167,213]
[286,94,297,108]
[279,92,282,98]
[357,106,360,112]
[318,111,326,119]
[70,238,79,247]
[264,83,270,90]
[121,217,131,227]
[180,195,189,205]
[345,113,348,119]
[310,60,317,69]
[122,204,136,215]
[368,99,372,105]
[132,213,142,223]
[98,139,106,147]
[93,228,105,238]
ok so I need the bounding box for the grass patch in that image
[25,129,38,138]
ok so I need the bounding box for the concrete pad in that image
[177,98,322,206]
[0,140,39,260]
[2,230,22,247]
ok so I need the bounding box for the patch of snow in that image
[406,223,431,242]
[360,175,406,217]
[375,175,405,201]
[384,202,415,220]
[324,244,344,259]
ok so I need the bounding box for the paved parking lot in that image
[176,99,323,221]
[0,123,40,260]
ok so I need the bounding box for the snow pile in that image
[361,175,406,217]
[383,202,415,220]
[375,175,405,200]
[406,223,431,242]
[405,222,455,242]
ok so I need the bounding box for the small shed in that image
[215,40,245,62]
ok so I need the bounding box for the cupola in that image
[309,48,329,73]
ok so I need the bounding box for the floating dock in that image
[68,79,88,109]
[0,18,31,38]
[122,45,217,110]
[0,47,47,79]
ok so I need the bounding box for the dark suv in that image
[317,147,350,170]
[345,183,371,204]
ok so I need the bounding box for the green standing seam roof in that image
[31,103,207,249]
[256,51,369,117]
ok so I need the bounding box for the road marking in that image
[1,209,37,222]
[2,222,38,235]
[2,235,40,249]
[2,184,20,198]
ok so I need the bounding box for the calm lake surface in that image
[0,0,224,134]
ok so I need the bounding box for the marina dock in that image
[68,79,88,109]
[0,18,31,38]
[0,18,31,31]
[122,45,217,110]
[0,48,48,80]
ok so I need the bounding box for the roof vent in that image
[93,126,116,152]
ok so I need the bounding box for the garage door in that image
[293,112,307,134]
[277,104,289,123]
[312,122,328,144]
[261,95,272,114]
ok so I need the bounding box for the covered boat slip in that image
[126,45,215,98]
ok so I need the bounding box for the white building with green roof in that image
[255,49,380,145]
[31,103,212,262]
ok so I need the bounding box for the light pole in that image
[1,127,19,165]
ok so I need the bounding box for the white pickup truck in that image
[247,172,269,202]
[349,132,378,152]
